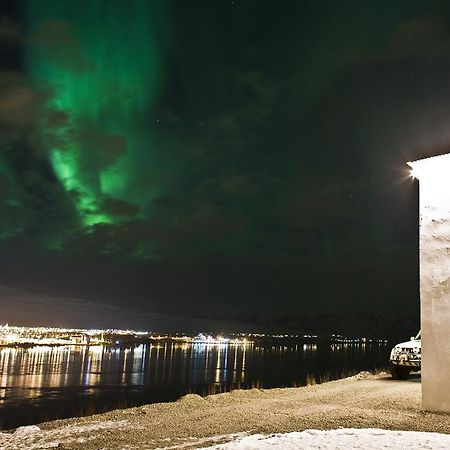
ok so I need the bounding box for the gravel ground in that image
[2,372,450,449]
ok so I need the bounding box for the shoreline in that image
[2,372,449,449]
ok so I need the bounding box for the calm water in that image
[0,341,390,429]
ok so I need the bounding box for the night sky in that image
[2,0,449,320]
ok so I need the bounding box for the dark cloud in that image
[0,15,22,45]
[58,201,250,260]
[70,127,127,168]
[0,72,43,129]
[101,196,139,217]
[30,19,94,72]
[43,109,70,128]
[377,15,450,61]
[0,54,76,244]
[220,174,254,195]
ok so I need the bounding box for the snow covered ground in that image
[2,426,450,450]
[199,428,450,450]
[0,374,448,449]
[0,420,133,449]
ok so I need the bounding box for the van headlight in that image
[390,346,401,360]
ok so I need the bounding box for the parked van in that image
[389,331,421,379]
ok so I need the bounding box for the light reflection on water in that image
[0,341,389,429]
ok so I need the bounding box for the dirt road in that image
[2,372,450,449]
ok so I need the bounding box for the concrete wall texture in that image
[414,154,450,412]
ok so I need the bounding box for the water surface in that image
[0,341,390,429]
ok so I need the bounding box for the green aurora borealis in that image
[3,0,450,314]
[26,1,167,233]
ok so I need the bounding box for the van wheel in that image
[390,364,410,380]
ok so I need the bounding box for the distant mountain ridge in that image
[200,311,420,341]
[0,284,249,334]
[0,284,419,339]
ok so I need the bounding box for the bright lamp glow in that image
[407,154,450,181]
[408,154,450,209]
[408,154,450,211]
[407,161,419,179]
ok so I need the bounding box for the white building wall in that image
[413,154,450,412]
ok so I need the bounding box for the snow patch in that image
[0,420,133,449]
[12,425,41,436]
[346,371,373,380]
[153,433,250,450]
[198,428,450,450]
